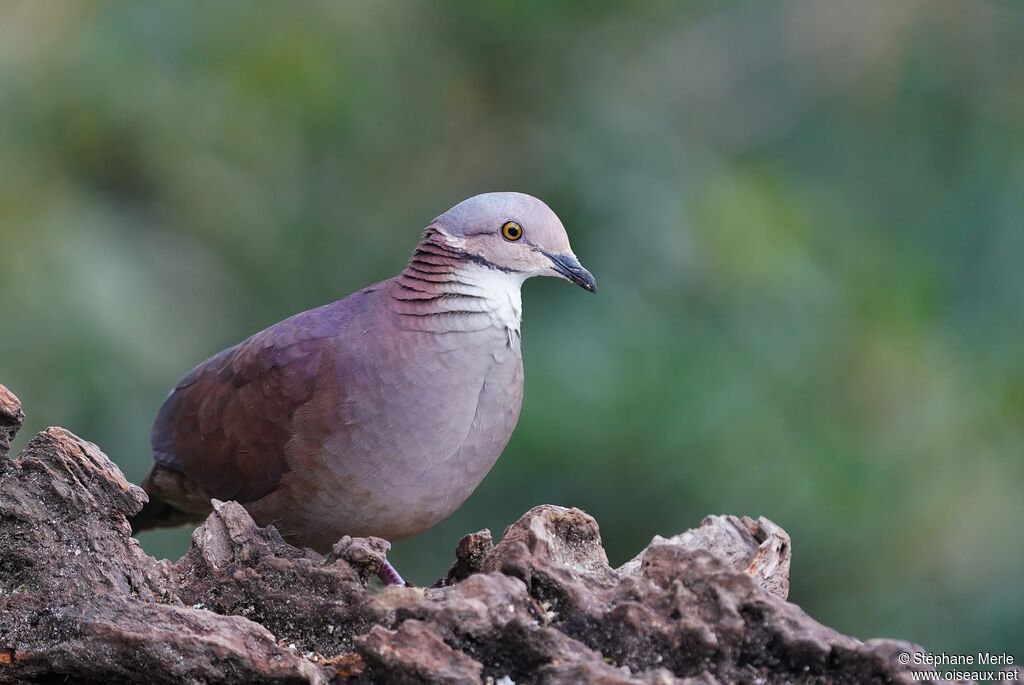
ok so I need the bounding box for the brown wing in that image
[150,307,340,504]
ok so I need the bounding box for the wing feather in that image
[150,304,344,504]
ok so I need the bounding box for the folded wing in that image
[150,307,340,505]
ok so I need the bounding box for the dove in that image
[132,192,596,584]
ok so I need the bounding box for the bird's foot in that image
[377,559,408,586]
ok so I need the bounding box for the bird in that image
[132,192,596,584]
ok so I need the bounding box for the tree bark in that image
[0,385,1006,685]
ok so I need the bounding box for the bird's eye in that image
[501,221,523,241]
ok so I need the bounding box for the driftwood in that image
[0,384,1006,684]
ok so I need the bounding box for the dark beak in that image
[545,252,597,293]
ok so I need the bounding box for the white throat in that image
[456,264,526,339]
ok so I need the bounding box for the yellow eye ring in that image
[501,221,523,241]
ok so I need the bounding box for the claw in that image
[377,559,408,586]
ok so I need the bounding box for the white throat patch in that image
[456,264,526,340]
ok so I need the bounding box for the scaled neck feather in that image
[390,229,525,341]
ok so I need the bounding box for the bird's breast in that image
[273,320,525,544]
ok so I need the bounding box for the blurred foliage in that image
[1,0,1022,657]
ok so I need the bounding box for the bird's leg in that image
[377,559,408,586]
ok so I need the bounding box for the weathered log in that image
[0,384,1005,684]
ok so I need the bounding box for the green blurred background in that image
[1,0,1022,657]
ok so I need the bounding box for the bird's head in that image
[428,192,596,293]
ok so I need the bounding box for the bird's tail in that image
[130,493,206,533]
[130,464,212,533]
